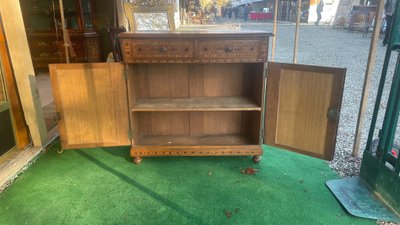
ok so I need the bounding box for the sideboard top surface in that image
[118,30,274,39]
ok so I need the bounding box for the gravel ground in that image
[241,22,399,177]
[240,22,399,225]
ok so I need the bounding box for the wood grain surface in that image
[50,63,130,149]
[265,62,346,160]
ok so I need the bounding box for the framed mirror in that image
[124,3,175,32]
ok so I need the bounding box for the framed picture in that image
[124,3,175,32]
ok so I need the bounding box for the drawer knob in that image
[203,47,208,51]
[224,47,233,53]
[159,47,167,53]
[39,52,50,58]
[38,42,47,47]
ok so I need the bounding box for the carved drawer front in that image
[30,39,60,49]
[31,50,63,59]
[84,38,101,62]
[70,40,85,52]
[198,39,267,62]
[122,39,194,63]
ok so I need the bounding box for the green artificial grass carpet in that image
[0,141,374,225]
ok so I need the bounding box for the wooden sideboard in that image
[20,0,101,72]
[119,31,270,164]
[27,32,101,72]
[49,30,346,164]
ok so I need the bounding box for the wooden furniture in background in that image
[19,0,101,72]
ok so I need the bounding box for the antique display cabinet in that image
[20,0,101,72]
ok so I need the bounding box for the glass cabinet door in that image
[80,0,95,31]
[62,0,80,30]
[19,0,81,31]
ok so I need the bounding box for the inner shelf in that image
[132,96,262,112]
[138,134,257,146]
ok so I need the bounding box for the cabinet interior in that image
[127,63,264,146]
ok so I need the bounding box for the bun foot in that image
[252,155,261,163]
[133,157,142,165]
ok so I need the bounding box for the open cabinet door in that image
[265,62,346,160]
[50,63,130,149]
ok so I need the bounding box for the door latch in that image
[327,107,340,121]
[54,112,62,122]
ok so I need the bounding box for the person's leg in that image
[316,12,321,25]
[383,15,393,46]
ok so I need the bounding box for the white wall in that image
[308,0,341,24]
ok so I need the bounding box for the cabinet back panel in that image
[130,64,189,98]
[241,111,261,144]
[129,64,263,99]
[201,64,244,96]
[134,111,260,136]
[243,63,264,105]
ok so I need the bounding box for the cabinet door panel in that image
[50,63,130,149]
[265,62,345,160]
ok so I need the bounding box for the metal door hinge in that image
[128,130,132,139]
[327,107,340,121]
[259,126,265,144]
[54,112,62,122]
[264,67,269,78]
[124,71,128,80]
[124,64,129,80]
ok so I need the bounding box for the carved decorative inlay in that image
[32,50,63,58]
[120,35,269,63]
[199,40,261,60]
[130,147,263,157]
[123,40,194,62]
[85,38,101,62]
[31,40,61,49]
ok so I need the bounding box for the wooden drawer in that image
[197,39,267,62]
[121,39,194,63]
[118,31,271,63]
[31,50,63,59]
[30,39,60,49]
[70,40,85,52]
[29,37,84,51]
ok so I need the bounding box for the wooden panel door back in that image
[50,63,130,149]
[265,62,346,160]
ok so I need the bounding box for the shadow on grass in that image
[100,146,132,163]
[76,150,207,225]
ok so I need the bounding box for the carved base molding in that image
[130,145,263,157]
